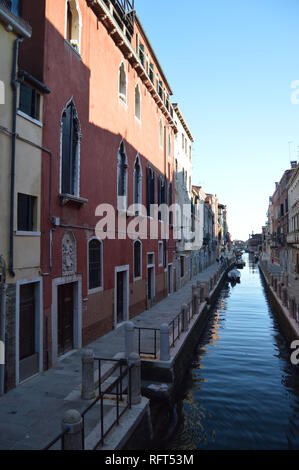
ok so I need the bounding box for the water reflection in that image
[167,254,299,450]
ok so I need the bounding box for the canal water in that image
[167,254,299,450]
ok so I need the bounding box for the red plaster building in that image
[17,0,177,376]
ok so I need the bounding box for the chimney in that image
[275,182,278,189]
[290,160,297,169]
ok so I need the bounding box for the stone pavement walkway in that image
[0,261,224,450]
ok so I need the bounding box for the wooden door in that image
[19,284,35,361]
[58,283,74,356]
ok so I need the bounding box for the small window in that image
[164,240,168,269]
[149,63,154,83]
[66,0,81,52]
[117,140,128,210]
[119,63,127,103]
[17,193,37,232]
[19,83,40,120]
[139,44,145,67]
[88,239,102,290]
[158,241,163,267]
[134,240,142,279]
[168,134,171,157]
[134,154,142,207]
[180,256,185,278]
[135,84,141,120]
[159,119,163,148]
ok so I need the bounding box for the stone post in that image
[200,286,205,303]
[125,321,135,358]
[192,284,198,303]
[194,293,200,314]
[62,410,83,450]
[160,323,170,361]
[128,353,141,406]
[81,349,95,400]
[181,304,189,332]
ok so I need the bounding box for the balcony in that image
[103,0,135,39]
[287,231,299,245]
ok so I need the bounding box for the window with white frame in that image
[61,99,81,196]
[159,119,163,148]
[158,241,163,267]
[119,62,127,103]
[135,84,141,120]
[66,0,81,52]
[134,154,142,208]
[134,240,142,279]
[88,238,103,291]
[117,140,128,210]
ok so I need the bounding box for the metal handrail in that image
[44,358,132,451]
[43,429,67,451]
[134,326,160,359]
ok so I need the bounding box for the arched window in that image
[135,84,141,120]
[117,140,128,210]
[66,0,81,52]
[159,119,163,148]
[61,99,81,196]
[134,154,142,207]
[134,240,142,279]
[119,63,127,103]
[88,238,103,291]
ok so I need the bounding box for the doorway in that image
[168,264,173,294]
[51,276,82,365]
[19,284,39,382]
[114,266,129,327]
[147,253,155,307]
[16,278,43,385]
[58,283,74,356]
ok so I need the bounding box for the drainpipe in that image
[0,256,7,396]
[9,36,23,277]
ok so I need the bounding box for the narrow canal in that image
[167,254,299,450]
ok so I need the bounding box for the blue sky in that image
[136,0,299,240]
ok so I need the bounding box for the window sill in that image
[64,39,81,58]
[134,276,142,283]
[59,193,88,206]
[15,231,41,237]
[119,94,127,108]
[17,110,42,127]
[88,286,103,295]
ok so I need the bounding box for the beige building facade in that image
[0,3,49,391]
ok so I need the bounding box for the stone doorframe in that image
[51,275,82,365]
[114,265,130,329]
[15,277,43,385]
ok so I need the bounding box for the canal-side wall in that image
[259,261,299,341]
[141,259,235,398]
